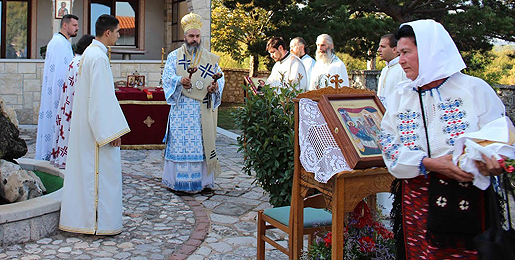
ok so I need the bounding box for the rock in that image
[0,98,27,160]
[0,98,19,128]
[0,160,46,203]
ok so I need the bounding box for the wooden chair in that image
[256,193,332,259]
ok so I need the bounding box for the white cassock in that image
[377,56,407,108]
[300,54,315,84]
[35,33,73,161]
[309,54,349,90]
[59,40,130,235]
[267,52,308,91]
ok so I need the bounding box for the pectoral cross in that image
[330,74,344,89]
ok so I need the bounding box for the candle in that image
[108,46,111,62]
[161,47,164,66]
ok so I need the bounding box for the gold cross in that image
[143,116,155,128]
[330,74,343,89]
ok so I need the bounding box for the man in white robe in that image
[35,14,79,161]
[375,33,407,216]
[50,34,95,169]
[290,37,315,84]
[162,13,225,194]
[266,37,307,91]
[59,15,130,235]
[309,34,349,90]
[376,33,407,107]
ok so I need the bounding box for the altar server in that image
[161,13,225,193]
[309,34,349,90]
[50,34,95,169]
[35,14,78,161]
[59,14,130,235]
[266,36,308,91]
[376,33,407,107]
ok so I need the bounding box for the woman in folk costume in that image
[161,13,224,193]
[379,19,505,259]
[50,34,95,169]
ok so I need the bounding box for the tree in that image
[337,0,515,58]
[211,0,275,76]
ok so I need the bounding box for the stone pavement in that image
[2,126,289,260]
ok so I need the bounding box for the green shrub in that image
[234,84,301,207]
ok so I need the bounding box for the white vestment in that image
[59,40,130,235]
[161,47,225,193]
[50,54,82,169]
[266,52,308,91]
[300,54,315,84]
[35,33,73,160]
[377,56,407,108]
[309,54,349,90]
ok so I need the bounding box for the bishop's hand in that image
[181,76,191,89]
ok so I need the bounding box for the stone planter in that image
[0,158,63,246]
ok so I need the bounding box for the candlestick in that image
[161,47,164,67]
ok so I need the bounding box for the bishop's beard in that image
[185,41,200,54]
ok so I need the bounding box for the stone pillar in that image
[163,0,173,53]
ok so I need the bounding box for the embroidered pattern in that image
[436,196,447,207]
[396,110,421,149]
[379,131,400,167]
[459,200,470,210]
[438,98,469,146]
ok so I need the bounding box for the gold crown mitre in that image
[181,13,202,32]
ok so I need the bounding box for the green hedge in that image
[234,85,301,207]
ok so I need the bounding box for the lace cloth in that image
[299,98,351,183]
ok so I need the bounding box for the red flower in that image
[358,236,376,253]
[324,232,332,247]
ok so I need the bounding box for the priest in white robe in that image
[309,34,349,90]
[161,13,225,194]
[290,37,315,84]
[266,37,307,91]
[59,15,130,235]
[50,34,95,169]
[376,33,407,107]
[35,14,79,161]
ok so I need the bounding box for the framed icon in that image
[55,0,71,19]
[244,76,266,95]
[318,93,386,169]
[127,75,137,88]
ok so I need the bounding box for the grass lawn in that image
[217,103,242,130]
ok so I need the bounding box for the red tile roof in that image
[116,16,135,36]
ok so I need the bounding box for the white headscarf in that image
[399,19,466,90]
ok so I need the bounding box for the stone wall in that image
[496,85,515,122]
[221,68,270,103]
